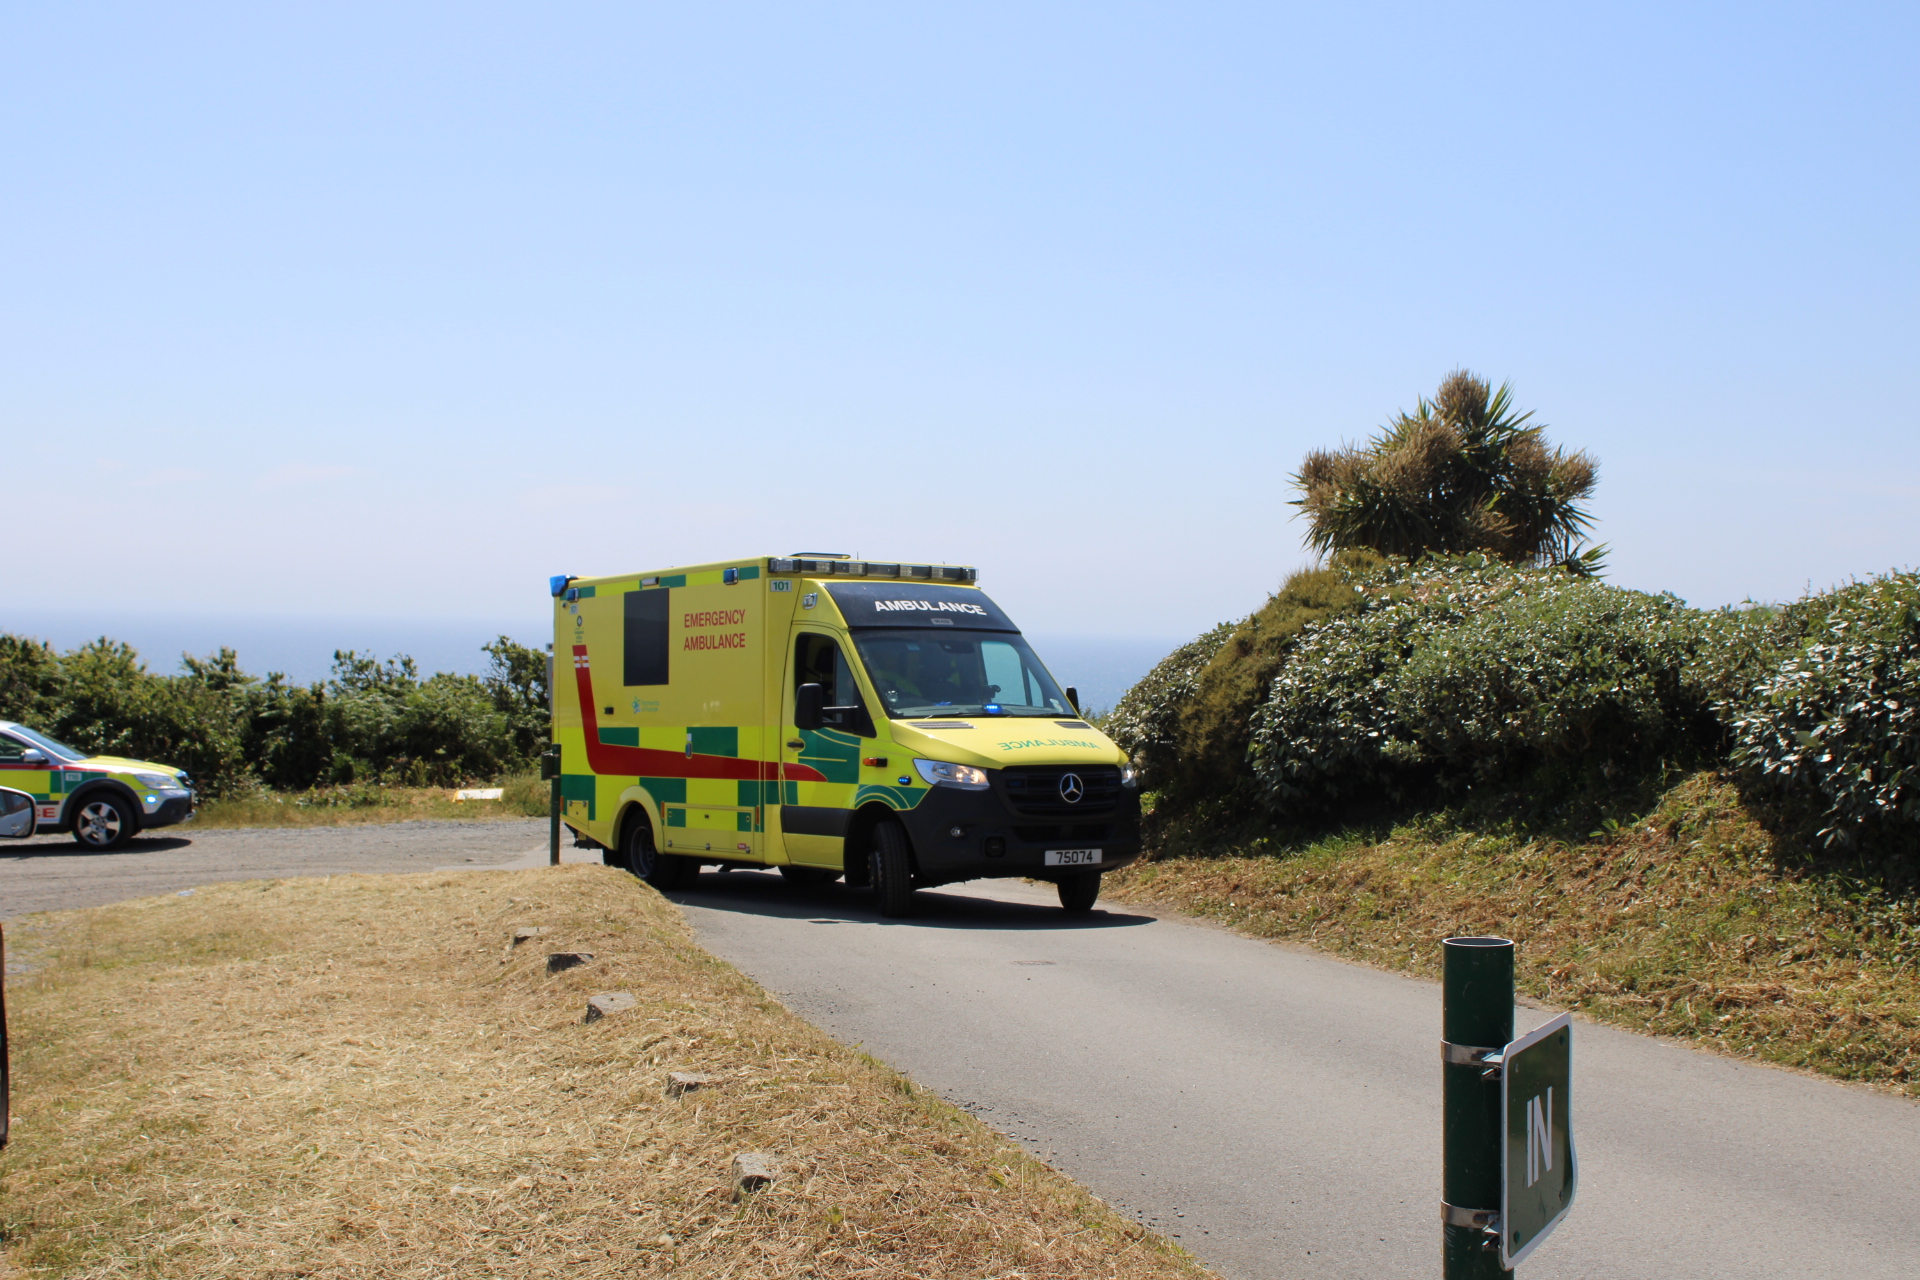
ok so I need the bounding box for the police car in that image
[0,722,196,850]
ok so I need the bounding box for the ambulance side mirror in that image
[17,750,45,767]
[1066,687,1080,715]
[794,683,825,732]
[0,788,35,840]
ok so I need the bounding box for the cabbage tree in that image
[1293,371,1603,573]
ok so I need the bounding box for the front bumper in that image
[893,780,1141,887]
[141,793,197,829]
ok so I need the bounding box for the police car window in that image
[852,629,1070,718]
[3,727,80,760]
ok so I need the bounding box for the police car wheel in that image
[71,794,135,851]
[870,820,916,917]
[778,865,839,886]
[1056,870,1101,914]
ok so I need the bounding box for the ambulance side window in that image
[0,736,30,763]
[794,634,874,736]
[623,589,670,686]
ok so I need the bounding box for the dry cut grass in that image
[0,866,1208,1279]
[194,775,550,830]
[1110,772,1920,1095]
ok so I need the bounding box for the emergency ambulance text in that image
[685,609,748,628]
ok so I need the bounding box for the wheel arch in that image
[844,801,915,883]
[65,780,144,837]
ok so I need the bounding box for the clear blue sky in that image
[6,2,1915,670]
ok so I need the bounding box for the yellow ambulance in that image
[550,556,1140,915]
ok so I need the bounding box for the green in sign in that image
[1501,1012,1576,1269]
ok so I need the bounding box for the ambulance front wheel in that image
[870,820,916,918]
[626,819,696,891]
[1056,870,1102,915]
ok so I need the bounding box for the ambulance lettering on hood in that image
[871,600,989,616]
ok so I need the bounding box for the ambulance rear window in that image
[623,589,670,686]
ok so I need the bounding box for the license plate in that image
[1044,848,1102,867]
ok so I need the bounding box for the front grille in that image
[999,765,1123,817]
[1014,823,1112,843]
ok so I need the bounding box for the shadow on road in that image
[1,835,196,861]
[670,867,1157,931]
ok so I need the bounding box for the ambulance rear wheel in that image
[870,819,916,917]
[1056,870,1102,915]
[627,820,695,891]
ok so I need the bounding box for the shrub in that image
[42,640,252,793]
[1165,560,1371,808]
[1105,622,1235,792]
[1249,557,1731,811]
[1729,572,1920,843]
[0,633,553,796]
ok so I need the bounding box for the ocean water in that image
[4,610,1181,715]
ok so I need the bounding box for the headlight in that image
[913,759,990,790]
[1120,763,1139,789]
[134,772,186,792]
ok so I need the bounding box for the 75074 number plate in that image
[1044,849,1102,867]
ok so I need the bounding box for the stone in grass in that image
[547,952,594,974]
[731,1152,779,1200]
[666,1071,720,1098]
[583,991,637,1023]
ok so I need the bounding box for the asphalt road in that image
[676,868,1920,1280]
[11,826,1919,1277]
[0,819,550,919]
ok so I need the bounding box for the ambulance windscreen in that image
[849,630,1073,720]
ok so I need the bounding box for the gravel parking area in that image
[0,820,556,920]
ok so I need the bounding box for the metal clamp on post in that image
[1440,1203,1499,1229]
[1440,1203,1503,1251]
[1442,1040,1506,1080]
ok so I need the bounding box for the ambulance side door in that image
[777,628,867,869]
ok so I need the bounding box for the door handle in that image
[787,739,804,749]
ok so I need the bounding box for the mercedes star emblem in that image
[1058,773,1085,804]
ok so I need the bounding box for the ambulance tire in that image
[869,819,916,918]
[1056,870,1102,915]
[778,865,840,886]
[626,818,696,891]
[70,790,137,851]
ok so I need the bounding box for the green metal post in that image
[1444,936,1514,1278]
[1,922,10,1151]
[545,744,562,867]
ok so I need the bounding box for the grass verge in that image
[0,866,1207,1279]
[193,774,550,829]
[1108,772,1920,1096]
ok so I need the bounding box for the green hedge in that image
[1114,554,1920,843]
[1105,622,1236,794]
[0,635,550,796]
[1729,572,1920,843]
